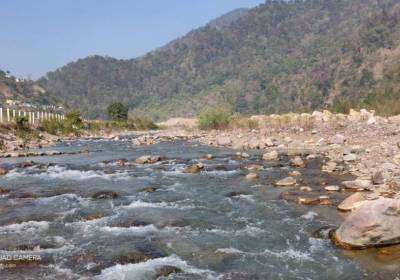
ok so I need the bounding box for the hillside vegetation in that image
[0,69,58,106]
[39,0,400,119]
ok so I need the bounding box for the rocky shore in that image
[129,109,400,250]
[2,109,400,251]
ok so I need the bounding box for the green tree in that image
[107,102,129,122]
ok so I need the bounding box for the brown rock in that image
[274,177,296,187]
[333,198,400,249]
[155,266,182,278]
[290,156,305,168]
[337,192,369,212]
[342,180,372,191]
[143,187,157,193]
[325,186,340,192]
[0,167,8,176]
[184,163,204,174]
[245,173,258,180]
[91,191,119,199]
[372,171,384,185]
[262,150,278,161]
[135,155,161,164]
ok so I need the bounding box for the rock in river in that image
[91,191,119,199]
[135,155,161,164]
[333,198,400,249]
[274,177,296,186]
[290,156,305,168]
[262,150,278,161]
[245,173,258,180]
[342,179,372,191]
[184,163,204,174]
[0,167,8,176]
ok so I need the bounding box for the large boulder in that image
[337,192,369,212]
[333,198,400,249]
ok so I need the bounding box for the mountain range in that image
[38,0,400,119]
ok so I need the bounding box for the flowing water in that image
[0,138,399,279]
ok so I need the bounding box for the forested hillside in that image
[39,0,400,119]
[0,69,58,106]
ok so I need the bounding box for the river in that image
[0,138,398,279]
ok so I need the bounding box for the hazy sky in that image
[0,0,264,79]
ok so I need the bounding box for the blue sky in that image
[0,0,264,79]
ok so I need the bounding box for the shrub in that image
[107,102,129,122]
[14,116,35,147]
[40,119,64,135]
[63,111,84,135]
[198,107,233,130]
[228,115,259,130]
[127,116,158,130]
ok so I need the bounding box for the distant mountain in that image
[40,0,400,119]
[0,69,58,106]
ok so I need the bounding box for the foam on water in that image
[0,221,49,234]
[7,165,131,181]
[301,211,318,220]
[101,224,159,236]
[96,255,219,280]
[122,200,197,210]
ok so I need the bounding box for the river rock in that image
[91,191,119,199]
[331,134,346,145]
[300,186,312,192]
[275,177,296,186]
[135,155,161,164]
[245,173,258,180]
[216,136,231,146]
[394,154,400,165]
[298,195,333,206]
[290,156,305,168]
[343,153,357,162]
[0,188,10,195]
[246,164,262,172]
[262,137,275,147]
[372,171,384,185]
[342,179,372,191]
[116,159,128,166]
[333,198,400,249]
[262,150,278,161]
[143,186,157,193]
[337,192,369,212]
[248,138,260,149]
[322,161,337,173]
[288,170,301,177]
[0,167,8,176]
[184,163,204,174]
[155,266,182,278]
[240,153,250,158]
[325,185,340,192]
